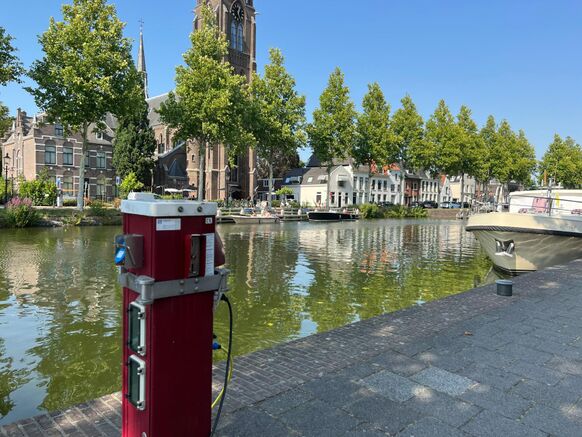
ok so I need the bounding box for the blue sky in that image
[1,0,582,162]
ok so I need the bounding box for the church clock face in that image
[232,3,244,22]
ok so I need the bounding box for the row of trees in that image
[1,0,580,211]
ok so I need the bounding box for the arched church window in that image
[230,2,244,52]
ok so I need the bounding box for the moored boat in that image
[466,189,582,274]
[307,210,360,222]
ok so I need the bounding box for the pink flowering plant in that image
[5,197,39,228]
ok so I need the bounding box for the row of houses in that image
[257,156,478,208]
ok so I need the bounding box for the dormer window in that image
[55,124,64,137]
[96,132,104,141]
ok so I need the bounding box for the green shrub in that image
[119,172,145,199]
[271,200,281,207]
[288,200,300,209]
[63,198,77,207]
[360,203,383,219]
[18,171,57,206]
[5,197,39,228]
[87,200,108,217]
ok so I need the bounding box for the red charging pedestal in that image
[116,193,228,437]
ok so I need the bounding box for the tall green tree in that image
[28,0,137,210]
[424,99,463,201]
[391,95,424,204]
[539,134,582,188]
[479,115,501,197]
[0,26,24,159]
[509,129,537,186]
[250,48,306,206]
[456,105,485,204]
[0,27,24,86]
[158,4,254,201]
[307,67,356,208]
[353,82,396,169]
[112,72,156,188]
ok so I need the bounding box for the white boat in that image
[466,189,582,274]
[231,215,280,224]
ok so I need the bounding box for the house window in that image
[372,180,376,190]
[45,141,56,164]
[63,145,73,166]
[96,152,106,169]
[96,179,106,199]
[84,152,90,168]
[316,192,322,205]
[62,176,73,195]
[96,132,104,140]
[359,177,363,190]
[55,124,64,137]
[330,192,335,205]
[158,143,165,154]
[383,180,387,190]
[353,192,357,204]
[262,180,269,187]
[307,177,313,183]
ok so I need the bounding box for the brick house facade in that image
[1,109,117,200]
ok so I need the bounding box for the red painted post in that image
[116,193,227,437]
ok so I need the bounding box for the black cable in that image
[210,295,233,437]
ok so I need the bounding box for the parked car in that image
[378,201,394,208]
[450,202,462,209]
[409,201,421,208]
[422,200,438,209]
[439,202,451,209]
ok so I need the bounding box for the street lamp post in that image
[3,152,10,204]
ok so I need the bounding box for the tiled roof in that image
[147,93,170,127]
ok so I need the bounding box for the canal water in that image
[0,219,492,424]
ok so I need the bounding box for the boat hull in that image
[231,216,280,224]
[307,211,359,222]
[466,213,582,274]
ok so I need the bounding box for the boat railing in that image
[509,193,582,217]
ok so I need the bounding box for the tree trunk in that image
[326,164,331,209]
[77,123,88,211]
[198,142,206,201]
[437,174,442,205]
[399,161,406,206]
[460,173,465,208]
[268,161,273,208]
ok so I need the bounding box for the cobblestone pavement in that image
[2,260,582,436]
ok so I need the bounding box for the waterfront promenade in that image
[2,260,582,436]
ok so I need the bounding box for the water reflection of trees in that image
[216,221,491,358]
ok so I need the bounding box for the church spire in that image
[137,20,148,99]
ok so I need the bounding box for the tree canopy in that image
[28,0,137,209]
[0,26,24,87]
[391,95,424,170]
[0,26,24,152]
[158,4,254,200]
[456,105,485,180]
[539,134,582,188]
[308,67,356,168]
[353,82,397,169]
[423,99,463,178]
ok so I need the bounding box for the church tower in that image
[191,0,258,201]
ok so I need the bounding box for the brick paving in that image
[2,259,582,436]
